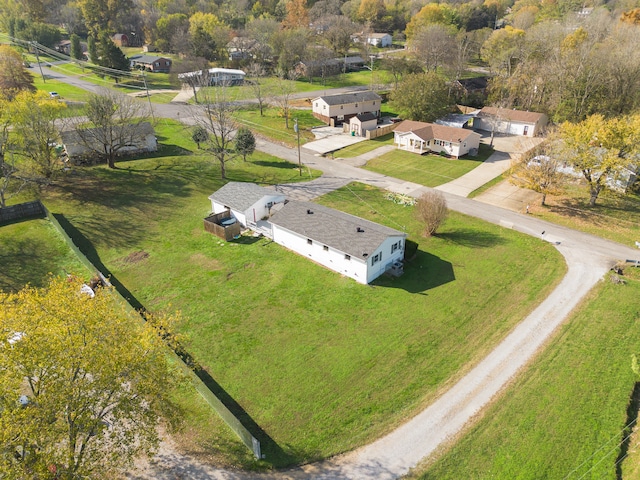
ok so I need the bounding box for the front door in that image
[523,125,529,136]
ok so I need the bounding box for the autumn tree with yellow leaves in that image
[0,277,183,479]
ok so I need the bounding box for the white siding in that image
[272,225,369,284]
[211,194,285,228]
[366,236,405,284]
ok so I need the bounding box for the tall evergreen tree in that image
[70,33,83,60]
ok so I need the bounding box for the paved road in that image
[39,74,640,478]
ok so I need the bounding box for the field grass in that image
[0,216,255,469]
[414,268,640,480]
[333,132,395,158]
[527,182,640,249]
[36,151,564,468]
[0,218,88,292]
[235,106,325,146]
[12,119,566,469]
[362,144,494,188]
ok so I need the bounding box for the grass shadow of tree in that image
[52,214,292,466]
[437,228,506,249]
[0,233,55,292]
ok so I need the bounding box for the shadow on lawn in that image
[53,214,293,466]
[438,228,506,249]
[616,381,640,480]
[252,160,300,170]
[376,250,455,294]
[0,234,54,292]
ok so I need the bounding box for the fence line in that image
[0,201,45,223]
[42,203,261,459]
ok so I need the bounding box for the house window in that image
[337,115,344,121]
[323,105,326,110]
[355,103,358,107]
[345,254,351,260]
[371,252,381,265]
[373,101,376,105]
[315,102,318,107]
[391,242,398,253]
[341,105,343,109]
[323,245,329,251]
[307,239,312,245]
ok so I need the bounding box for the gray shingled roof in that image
[313,91,382,106]
[208,182,277,211]
[129,55,170,64]
[355,112,377,122]
[269,201,405,259]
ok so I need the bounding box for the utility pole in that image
[141,71,155,122]
[32,42,46,84]
[294,118,301,176]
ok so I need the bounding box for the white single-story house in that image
[312,91,382,126]
[60,122,157,165]
[178,68,246,86]
[393,120,481,158]
[349,112,378,137]
[269,201,406,284]
[366,33,392,47]
[208,182,285,228]
[474,107,548,137]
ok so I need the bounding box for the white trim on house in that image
[269,201,406,284]
[393,121,481,158]
[208,182,285,228]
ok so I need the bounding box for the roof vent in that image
[362,252,368,257]
[356,227,364,232]
[307,209,313,214]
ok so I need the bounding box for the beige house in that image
[474,107,548,137]
[312,91,382,126]
[349,113,378,137]
[393,120,481,158]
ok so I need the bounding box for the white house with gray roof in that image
[269,201,406,284]
[208,182,285,228]
[312,91,382,126]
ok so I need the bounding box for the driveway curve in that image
[130,132,640,480]
[36,83,636,477]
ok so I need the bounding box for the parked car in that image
[49,92,60,99]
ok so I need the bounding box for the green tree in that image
[10,90,67,181]
[557,114,640,206]
[77,0,133,36]
[0,97,27,208]
[0,277,182,479]
[481,25,525,76]
[87,34,97,63]
[97,32,130,81]
[0,45,35,100]
[390,72,452,122]
[70,33,83,60]
[191,125,209,149]
[405,3,459,40]
[235,127,256,162]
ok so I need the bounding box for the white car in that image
[49,91,60,99]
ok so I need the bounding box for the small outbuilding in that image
[349,112,378,137]
[474,107,548,137]
[208,182,285,228]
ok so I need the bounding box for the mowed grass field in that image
[363,144,494,188]
[0,218,88,291]
[0,216,255,469]
[414,268,640,480]
[32,109,565,468]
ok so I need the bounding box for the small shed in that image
[208,182,286,227]
[349,113,378,137]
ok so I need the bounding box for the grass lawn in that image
[363,144,494,188]
[527,182,640,249]
[333,132,395,158]
[12,119,565,469]
[414,268,640,480]
[34,136,564,469]
[235,106,324,147]
[0,218,88,292]
[0,216,255,470]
